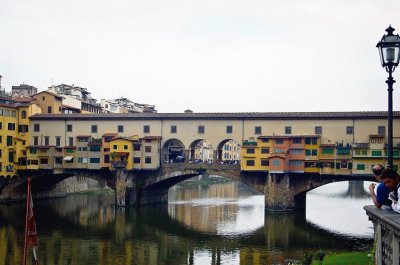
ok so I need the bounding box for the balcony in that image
[242,140,257,146]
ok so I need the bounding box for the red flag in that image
[27,191,38,247]
[23,178,39,265]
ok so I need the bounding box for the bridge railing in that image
[364,205,400,265]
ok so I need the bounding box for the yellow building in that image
[109,136,136,170]
[304,136,321,173]
[241,137,272,171]
[32,91,63,114]
[0,99,41,177]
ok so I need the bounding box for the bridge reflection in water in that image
[0,181,372,265]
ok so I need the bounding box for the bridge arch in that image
[188,139,214,162]
[161,138,186,162]
[216,139,240,162]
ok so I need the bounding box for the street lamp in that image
[377,25,400,168]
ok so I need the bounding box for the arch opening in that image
[188,139,214,163]
[216,139,241,163]
[162,139,186,163]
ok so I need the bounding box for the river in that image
[0,179,374,265]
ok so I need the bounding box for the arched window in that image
[21,110,27,119]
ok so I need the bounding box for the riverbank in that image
[308,251,371,265]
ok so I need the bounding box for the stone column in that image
[115,168,128,207]
[265,173,297,211]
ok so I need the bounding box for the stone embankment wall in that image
[0,176,108,202]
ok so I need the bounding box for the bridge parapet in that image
[364,205,400,265]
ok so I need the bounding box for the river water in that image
[0,179,374,265]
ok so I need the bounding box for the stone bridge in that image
[112,162,374,211]
[0,163,375,211]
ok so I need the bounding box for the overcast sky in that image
[1,0,400,112]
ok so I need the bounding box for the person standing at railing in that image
[380,168,400,213]
[369,164,392,208]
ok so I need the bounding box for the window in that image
[33,136,39,146]
[113,145,117,150]
[78,147,88,151]
[246,160,255,166]
[78,137,89,142]
[47,106,52,113]
[372,150,382,156]
[42,96,45,101]
[8,123,15,131]
[21,110,27,119]
[145,157,152,164]
[322,148,334,154]
[67,124,72,132]
[261,160,269,166]
[0,136,2,143]
[145,146,152,152]
[254,126,262,135]
[171,125,177,133]
[305,149,311,156]
[123,145,128,150]
[226,126,233,134]
[54,157,63,164]
[118,125,124,133]
[315,126,322,135]
[91,125,97,133]
[378,126,385,135]
[33,124,40,132]
[311,149,318,156]
[285,126,292,134]
[276,139,284,144]
[0,122,2,129]
[90,158,100,163]
[292,138,302,144]
[18,125,28,133]
[246,148,255,154]
[357,164,366,170]
[144,125,150,133]
[198,126,205,134]
[68,137,73,146]
[290,160,303,166]
[272,160,281,166]
[7,136,12,146]
[44,136,49,146]
[291,149,303,154]
[134,145,141,151]
[104,155,110,163]
[40,158,48,165]
[0,149,1,157]
[134,157,141,163]
[346,126,353,135]
[261,148,269,154]
[8,151,14,163]
[89,145,101,152]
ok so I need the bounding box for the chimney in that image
[0,75,2,88]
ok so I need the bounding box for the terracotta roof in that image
[29,111,400,121]
[13,97,35,103]
[33,91,64,100]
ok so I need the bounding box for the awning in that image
[63,156,74,161]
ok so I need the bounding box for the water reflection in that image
[0,181,373,265]
[306,181,374,238]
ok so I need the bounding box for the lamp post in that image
[377,25,400,168]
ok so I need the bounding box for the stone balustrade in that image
[364,205,400,265]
